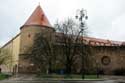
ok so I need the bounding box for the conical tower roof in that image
[22,5,51,28]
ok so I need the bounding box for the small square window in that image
[28,34,31,38]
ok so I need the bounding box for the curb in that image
[35,78,105,81]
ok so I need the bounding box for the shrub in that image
[113,68,125,75]
[0,73,11,80]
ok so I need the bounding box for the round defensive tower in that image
[19,5,55,73]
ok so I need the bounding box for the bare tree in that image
[28,18,94,75]
[0,48,12,73]
[54,18,91,75]
[0,48,11,65]
[29,33,55,74]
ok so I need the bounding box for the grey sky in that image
[0,0,125,46]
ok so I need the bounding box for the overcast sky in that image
[0,0,125,46]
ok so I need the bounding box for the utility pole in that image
[75,9,88,79]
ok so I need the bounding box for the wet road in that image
[0,80,122,83]
[0,74,125,83]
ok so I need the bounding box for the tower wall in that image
[19,25,55,73]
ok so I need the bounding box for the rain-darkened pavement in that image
[0,74,125,83]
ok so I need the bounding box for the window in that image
[101,56,111,65]
[28,34,31,38]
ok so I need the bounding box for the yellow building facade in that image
[1,34,20,73]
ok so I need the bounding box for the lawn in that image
[0,73,10,80]
[38,74,100,80]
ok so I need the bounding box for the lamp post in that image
[96,60,99,78]
[75,9,88,79]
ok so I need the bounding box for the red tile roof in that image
[82,36,122,46]
[55,33,123,46]
[23,5,51,27]
[122,42,125,46]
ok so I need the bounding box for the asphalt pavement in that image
[0,74,125,83]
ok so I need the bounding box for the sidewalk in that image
[0,74,125,83]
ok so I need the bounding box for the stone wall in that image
[94,46,125,74]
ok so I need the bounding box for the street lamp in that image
[75,9,88,79]
[76,9,88,32]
